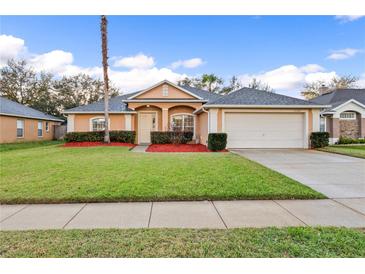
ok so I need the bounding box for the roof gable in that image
[128,80,203,100]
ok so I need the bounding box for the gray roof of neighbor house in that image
[205,88,322,107]
[309,89,365,110]
[0,96,63,122]
[63,86,222,113]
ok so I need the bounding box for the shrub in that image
[151,131,194,144]
[208,133,227,151]
[310,132,329,148]
[337,136,365,145]
[64,131,136,143]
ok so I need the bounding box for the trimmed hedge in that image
[337,136,365,145]
[151,131,194,144]
[64,130,136,143]
[208,133,227,151]
[310,132,329,148]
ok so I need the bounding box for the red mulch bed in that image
[146,144,228,153]
[63,142,135,148]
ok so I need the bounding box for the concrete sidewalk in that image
[1,199,364,230]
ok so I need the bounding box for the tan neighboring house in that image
[310,88,365,143]
[0,97,63,143]
[64,80,327,148]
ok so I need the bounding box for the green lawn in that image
[319,145,365,159]
[0,140,64,152]
[1,227,364,257]
[0,144,324,203]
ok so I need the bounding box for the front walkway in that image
[1,199,364,230]
[231,149,365,198]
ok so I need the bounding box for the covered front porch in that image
[128,102,202,144]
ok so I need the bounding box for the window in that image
[16,120,24,138]
[46,122,49,132]
[37,121,43,137]
[320,117,326,132]
[340,112,356,120]
[92,118,105,131]
[171,114,194,132]
[162,84,169,96]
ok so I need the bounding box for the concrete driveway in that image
[231,149,365,199]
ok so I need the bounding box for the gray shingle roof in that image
[179,85,223,103]
[206,88,321,106]
[63,92,139,113]
[310,89,365,110]
[0,97,63,121]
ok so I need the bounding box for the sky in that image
[0,15,364,97]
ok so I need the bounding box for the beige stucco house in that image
[0,97,63,143]
[310,88,365,143]
[64,80,326,148]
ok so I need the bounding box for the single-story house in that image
[310,88,365,143]
[0,96,63,143]
[63,80,327,148]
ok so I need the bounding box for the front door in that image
[139,112,156,144]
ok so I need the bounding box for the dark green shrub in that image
[109,131,136,143]
[310,132,329,148]
[208,133,227,151]
[64,131,136,143]
[337,136,365,144]
[151,131,194,144]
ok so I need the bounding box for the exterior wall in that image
[339,112,361,139]
[72,114,128,132]
[197,112,208,145]
[134,83,196,99]
[0,115,59,143]
[361,118,365,138]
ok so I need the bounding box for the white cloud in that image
[356,73,365,88]
[335,15,365,23]
[327,48,361,60]
[0,35,27,67]
[238,64,338,97]
[171,58,204,69]
[29,50,74,74]
[113,53,155,69]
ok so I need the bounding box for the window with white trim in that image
[92,118,106,131]
[162,84,169,96]
[46,121,49,132]
[340,112,356,120]
[37,121,43,137]
[16,119,24,138]
[171,114,194,132]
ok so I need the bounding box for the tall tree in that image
[247,78,273,92]
[54,73,119,111]
[301,75,358,99]
[0,59,38,105]
[200,73,224,93]
[101,15,110,143]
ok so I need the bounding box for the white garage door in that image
[224,112,305,148]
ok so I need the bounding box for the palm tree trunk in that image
[101,15,110,143]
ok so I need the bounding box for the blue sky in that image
[0,16,364,97]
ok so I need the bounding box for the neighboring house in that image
[0,97,63,143]
[64,80,326,148]
[310,89,365,143]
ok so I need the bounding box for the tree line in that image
[0,59,120,119]
[0,59,360,120]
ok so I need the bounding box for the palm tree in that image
[101,15,110,143]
